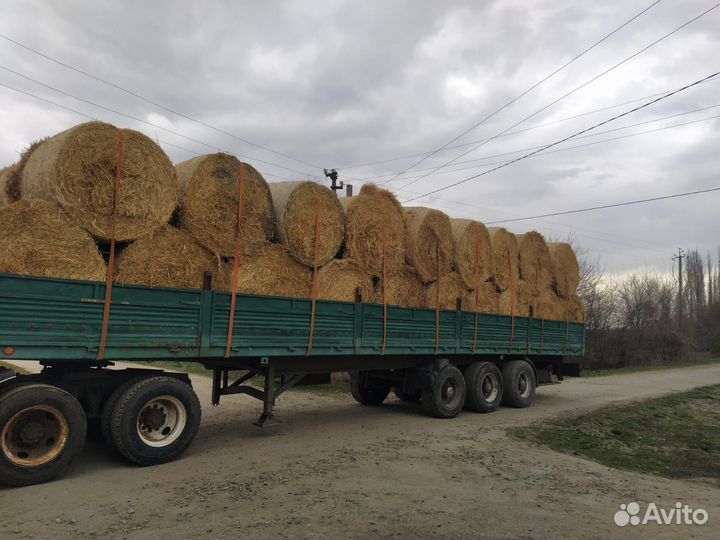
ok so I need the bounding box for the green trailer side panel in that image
[0,274,585,362]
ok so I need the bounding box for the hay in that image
[404,207,454,284]
[548,242,580,298]
[116,226,215,289]
[340,184,405,277]
[0,199,106,281]
[463,280,500,314]
[371,265,426,308]
[450,218,492,289]
[517,231,552,295]
[535,290,566,321]
[488,227,519,291]
[564,294,587,323]
[0,166,16,206]
[316,259,373,302]
[176,153,273,257]
[498,279,533,317]
[268,181,345,267]
[214,243,312,298]
[425,272,465,311]
[18,122,177,241]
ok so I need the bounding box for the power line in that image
[336,77,720,171]
[485,187,720,225]
[376,0,665,185]
[0,32,322,171]
[0,67,318,178]
[401,70,720,203]
[392,2,720,192]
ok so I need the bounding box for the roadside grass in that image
[0,361,30,375]
[514,384,720,484]
[583,356,720,377]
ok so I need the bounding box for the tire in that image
[109,376,201,466]
[501,360,536,408]
[393,388,421,403]
[101,378,142,453]
[0,384,87,486]
[464,362,503,413]
[350,372,391,405]
[421,365,466,419]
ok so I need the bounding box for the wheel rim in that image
[480,372,499,403]
[136,395,187,448]
[517,372,532,399]
[441,378,462,409]
[1,405,69,467]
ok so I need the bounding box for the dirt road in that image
[2,363,719,539]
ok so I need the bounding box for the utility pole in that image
[672,248,685,327]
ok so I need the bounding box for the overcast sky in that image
[1,0,718,278]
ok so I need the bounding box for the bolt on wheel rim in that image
[480,373,499,402]
[136,395,187,448]
[1,405,69,467]
[517,372,531,398]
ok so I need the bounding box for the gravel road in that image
[1,362,719,539]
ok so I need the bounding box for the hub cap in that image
[136,396,187,447]
[2,405,68,467]
[480,372,499,402]
[517,372,531,398]
[441,378,462,409]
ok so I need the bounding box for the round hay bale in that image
[463,280,500,314]
[425,272,465,311]
[214,243,312,298]
[517,231,552,295]
[548,242,580,298]
[317,259,373,302]
[340,184,405,277]
[405,207,454,284]
[0,166,15,206]
[0,199,106,281]
[18,122,177,241]
[498,280,533,317]
[176,153,273,257]
[268,181,345,267]
[535,290,565,321]
[488,227,519,291]
[450,218,492,289]
[371,265,426,308]
[116,226,215,289]
[564,294,587,323]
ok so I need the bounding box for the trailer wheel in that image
[464,362,503,413]
[393,388,421,403]
[100,378,142,454]
[501,360,536,408]
[421,365,466,419]
[0,384,86,486]
[109,376,201,466]
[350,372,391,405]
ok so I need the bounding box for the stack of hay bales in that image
[0,120,586,323]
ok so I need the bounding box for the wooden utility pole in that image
[672,248,685,327]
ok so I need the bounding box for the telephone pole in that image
[672,248,685,327]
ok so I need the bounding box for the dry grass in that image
[269,181,345,267]
[488,227,519,291]
[426,272,465,311]
[176,153,273,257]
[18,122,177,241]
[0,199,106,281]
[317,259,373,302]
[517,231,552,295]
[498,279,534,317]
[404,207,454,283]
[548,242,580,298]
[371,265,426,308]
[450,218,492,289]
[0,165,18,206]
[463,280,499,314]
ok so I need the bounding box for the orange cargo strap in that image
[306,186,322,356]
[381,227,388,355]
[225,165,247,359]
[472,230,481,353]
[98,131,125,361]
[508,257,516,353]
[434,239,441,354]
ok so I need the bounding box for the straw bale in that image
[18,122,177,241]
[404,207,454,284]
[535,290,566,321]
[548,242,580,298]
[488,227,519,291]
[371,265,425,308]
[268,181,345,267]
[463,280,500,314]
[498,279,533,317]
[517,231,552,294]
[564,294,587,323]
[176,153,273,257]
[425,272,465,311]
[316,259,373,302]
[0,166,15,206]
[450,218,492,289]
[116,226,215,289]
[339,184,405,276]
[0,199,106,281]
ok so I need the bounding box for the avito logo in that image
[614,502,709,526]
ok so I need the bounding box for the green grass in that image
[514,384,720,484]
[583,356,720,377]
[0,361,30,375]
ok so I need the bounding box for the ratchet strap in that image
[225,165,247,358]
[508,257,516,353]
[472,229,482,353]
[434,238,441,354]
[306,185,322,356]
[98,130,125,361]
[381,226,388,355]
